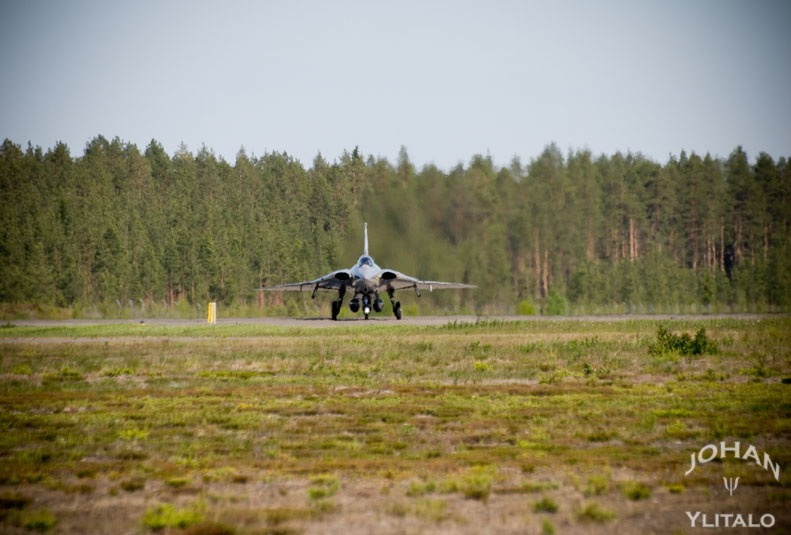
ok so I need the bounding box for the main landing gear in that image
[388,289,401,320]
[331,285,346,321]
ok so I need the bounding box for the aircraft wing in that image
[259,269,353,292]
[378,270,476,292]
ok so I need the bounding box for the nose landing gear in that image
[362,295,371,320]
[337,288,402,320]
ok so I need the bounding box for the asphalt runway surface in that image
[7,313,779,329]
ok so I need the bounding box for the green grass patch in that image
[164,476,192,488]
[667,483,685,494]
[406,480,436,497]
[577,501,616,522]
[307,475,339,501]
[21,508,58,531]
[413,498,448,523]
[533,496,559,513]
[142,502,204,530]
[459,468,493,501]
[120,478,146,492]
[620,480,652,500]
[584,474,610,496]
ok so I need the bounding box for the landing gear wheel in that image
[394,301,402,320]
[362,296,371,320]
[331,300,341,321]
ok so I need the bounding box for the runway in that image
[6,313,777,328]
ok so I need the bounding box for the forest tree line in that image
[1,136,789,317]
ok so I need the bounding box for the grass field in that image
[0,318,789,534]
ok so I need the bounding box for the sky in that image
[1,0,789,170]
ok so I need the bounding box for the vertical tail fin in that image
[363,222,369,256]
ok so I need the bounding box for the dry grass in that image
[0,318,789,533]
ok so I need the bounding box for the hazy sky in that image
[1,0,789,169]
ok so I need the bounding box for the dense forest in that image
[1,136,789,318]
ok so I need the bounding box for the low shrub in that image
[649,327,717,356]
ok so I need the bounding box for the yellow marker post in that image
[208,302,217,324]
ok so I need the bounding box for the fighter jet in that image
[260,223,476,320]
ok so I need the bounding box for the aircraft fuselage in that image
[350,255,381,294]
